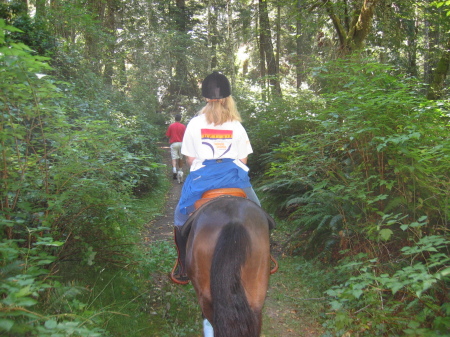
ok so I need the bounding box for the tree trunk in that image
[169,0,191,96]
[405,18,418,77]
[35,0,46,19]
[424,6,440,84]
[296,0,303,88]
[276,3,281,76]
[258,0,282,96]
[103,0,117,86]
[257,15,267,98]
[85,0,107,74]
[349,0,377,50]
[207,1,219,71]
[427,36,450,100]
[226,0,235,79]
[322,0,379,54]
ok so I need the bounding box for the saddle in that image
[170,188,248,285]
[171,188,278,285]
[192,188,278,274]
[194,188,247,209]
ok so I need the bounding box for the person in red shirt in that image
[166,114,186,179]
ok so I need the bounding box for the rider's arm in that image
[186,156,196,167]
[240,157,248,165]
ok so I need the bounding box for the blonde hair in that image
[198,96,242,125]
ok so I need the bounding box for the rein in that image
[270,254,279,275]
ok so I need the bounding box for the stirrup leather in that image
[170,259,190,285]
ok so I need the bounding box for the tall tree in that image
[276,1,281,76]
[35,0,46,19]
[259,0,282,96]
[423,4,440,83]
[226,0,236,79]
[103,0,119,86]
[425,1,450,99]
[207,1,220,71]
[296,0,303,88]
[84,0,106,74]
[427,36,450,100]
[321,0,379,54]
[169,0,189,95]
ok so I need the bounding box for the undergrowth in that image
[0,20,199,335]
[253,59,450,336]
[43,179,202,337]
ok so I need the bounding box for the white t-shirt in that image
[181,114,253,171]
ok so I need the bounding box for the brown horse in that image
[181,196,276,337]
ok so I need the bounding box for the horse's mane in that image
[210,221,259,337]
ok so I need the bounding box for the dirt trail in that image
[143,145,324,337]
[143,144,182,240]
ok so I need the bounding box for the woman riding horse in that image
[172,72,261,283]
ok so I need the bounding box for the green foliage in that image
[237,89,325,175]
[0,224,107,336]
[0,19,164,335]
[0,1,56,57]
[324,232,450,336]
[147,240,177,272]
[41,117,162,262]
[2,0,450,333]
[260,59,449,258]
[253,58,449,335]
[433,0,450,15]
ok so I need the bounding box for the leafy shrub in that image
[255,58,449,335]
[324,228,450,336]
[0,227,108,336]
[0,19,163,335]
[237,89,325,175]
[260,59,449,261]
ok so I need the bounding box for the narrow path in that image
[144,144,183,241]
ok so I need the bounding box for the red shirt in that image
[166,122,186,143]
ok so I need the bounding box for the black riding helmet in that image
[201,72,231,99]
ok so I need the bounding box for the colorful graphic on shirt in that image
[201,129,233,158]
[201,129,233,140]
